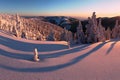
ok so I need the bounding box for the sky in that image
[0,0,120,18]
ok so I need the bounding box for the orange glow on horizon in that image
[20,11,120,19]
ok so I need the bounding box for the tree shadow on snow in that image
[0,36,68,52]
[40,44,90,60]
[0,43,90,61]
[0,49,33,61]
[106,40,119,55]
[0,41,110,72]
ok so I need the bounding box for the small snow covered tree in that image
[33,48,39,62]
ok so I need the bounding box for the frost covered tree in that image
[21,31,27,39]
[0,15,2,29]
[76,20,85,43]
[60,27,73,45]
[86,16,97,43]
[60,27,68,41]
[86,12,106,43]
[86,12,98,43]
[63,27,73,43]
[12,26,19,37]
[0,14,64,41]
[47,28,55,41]
[97,18,106,42]
[67,31,73,44]
[91,12,98,42]
[112,20,119,39]
[105,27,111,40]
[33,48,39,62]
[15,14,23,37]
[117,25,120,38]
[36,32,43,41]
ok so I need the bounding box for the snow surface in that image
[0,31,120,80]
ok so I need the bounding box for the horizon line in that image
[0,12,120,19]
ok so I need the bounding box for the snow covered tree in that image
[15,14,23,37]
[60,27,68,41]
[76,20,85,43]
[37,32,44,41]
[12,26,19,37]
[33,48,39,62]
[0,15,2,29]
[112,20,119,39]
[86,16,97,43]
[47,28,55,41]
[105,27,111,40]
[117,25,120,38]
[97,18,106,42]
[86,12,106,43]
[67,31,73,44]
[21,31,27,39]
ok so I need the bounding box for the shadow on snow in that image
[0,41,110,72]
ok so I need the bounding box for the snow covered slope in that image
[0,31,120,80]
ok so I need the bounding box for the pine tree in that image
[47,28,55,41]
[76,20,85,43]
[97,18,106,42]
[112,20,119,39]
[105,27,111,40]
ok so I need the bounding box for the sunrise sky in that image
[0,0,120,18]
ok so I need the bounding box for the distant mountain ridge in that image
[22,16,120,32]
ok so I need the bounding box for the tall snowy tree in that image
[15,14,23,37]
[47,28,55,41]
[76,20,85,43]
[112,20,119,39]
[86,12,106,43]
[97,18,106,42]
[67,31,73,44]
[86,14,98,43]
[117,25,120,38]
